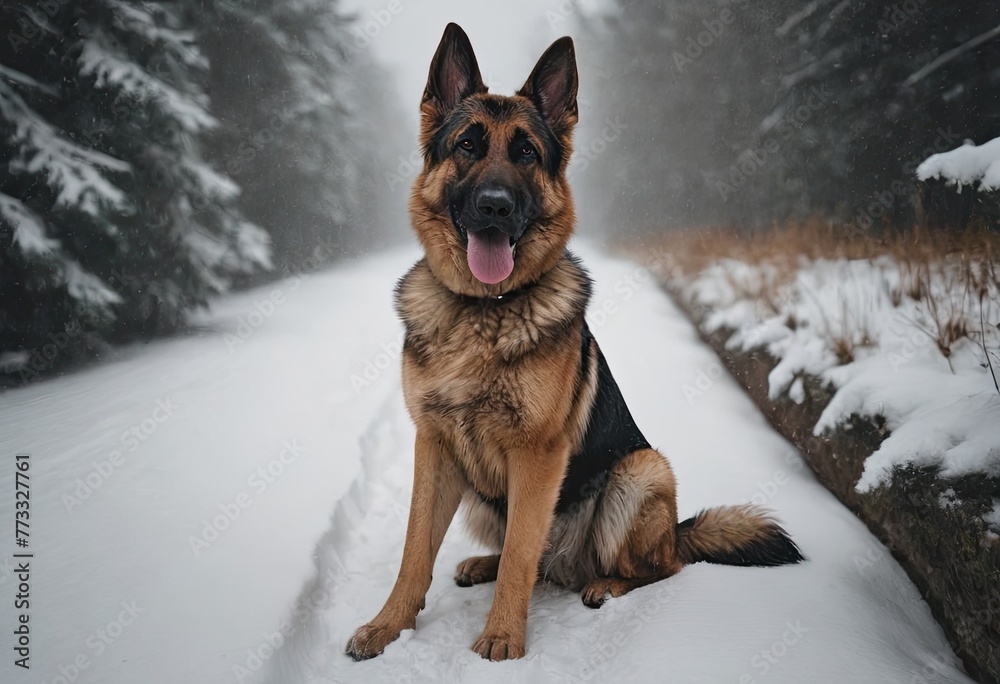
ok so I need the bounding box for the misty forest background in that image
[1,0,998,380]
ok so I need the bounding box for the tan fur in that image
[346,24,800,664]
[675,505,790,565]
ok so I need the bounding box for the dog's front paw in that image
[345,622,403,661]
[472,629,525,661]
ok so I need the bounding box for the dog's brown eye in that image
[459,139,474,151]
[521,145,537,158]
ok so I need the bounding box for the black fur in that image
[556,327,650,513]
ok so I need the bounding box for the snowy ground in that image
[0,245,974,684]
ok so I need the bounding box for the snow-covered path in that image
[0,246,972,684]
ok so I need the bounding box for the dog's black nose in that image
[474,186,515,219]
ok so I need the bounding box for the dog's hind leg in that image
[455,554,501,586]
[583,448,684,608]
[346,427,464,660]
[581,575,661,608]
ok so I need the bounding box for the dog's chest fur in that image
[395,254,592,499]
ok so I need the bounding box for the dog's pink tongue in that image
[467,229,514,284]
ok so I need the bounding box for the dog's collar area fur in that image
[395,251,593,348]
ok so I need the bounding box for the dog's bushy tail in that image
[675,504,804,567]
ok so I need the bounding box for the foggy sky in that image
[341,0,607,128]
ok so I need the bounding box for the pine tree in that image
[197,0,401,277]
[762,1,1000,228]
[1,1,270,381]
[574,0,1000,234]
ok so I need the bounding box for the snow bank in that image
[675,255,1000,495]
[820,361,1000,490]
[917,136,1000,191]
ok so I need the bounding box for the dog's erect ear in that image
[423,23,487,112]
[517,37,578,131]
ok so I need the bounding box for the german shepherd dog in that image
[347,23,803,662]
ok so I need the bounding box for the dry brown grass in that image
[626,218,1000,374]
[632,217,999,275]
[892,232,999,373]
[831,295,876,365]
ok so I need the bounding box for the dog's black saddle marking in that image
[477,321,651,517]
